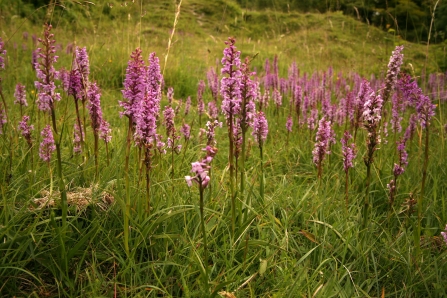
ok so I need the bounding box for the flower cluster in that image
[185,146,218,188]
[441,225,447,247]
[34,24,61,112]
[341,131,356,173]
[312,117,336,170]
[39,125,56,162]
[383,45,404,103]
[14,83,27,107]
[120,48,147,122]
[286,116,293,132]
[0,37,6,69]
[134,52,162,147]
[207,67,219,101]
[252,111,268,146]
[180,123,191,141]
[205,120,222,145]
[220,37,242,121]
[18,115,34,146]
[73,122,84,154]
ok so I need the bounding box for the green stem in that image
[228,115,235,238]
[199,183,209,292]
[124,118,132,256]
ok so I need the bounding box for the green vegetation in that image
[0,0,446,297]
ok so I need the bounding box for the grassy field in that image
[1,0,447,297]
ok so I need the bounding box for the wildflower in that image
[341,131,356,173]
[34,24,61,112]
[99,119,112,143]
[14,83,27,106]
[0,37,6,69]
[205,120,222,145]
[163,105,175,136]
[39,125,55,162]
[167,87,174,104]
[220,37,242,120]
[207,67,219,102]
[18,115,34,146]
[134,52,162,147]
[74,46,90,88]
[383,45,404,103]
[185,96,191,116]
[185,146,218,188]
[180,123,191,141]
[312,117,336,178]
[252,111,268,146]
[73,122,84,154]
[87,82,102,127]
[286,115,293,132]
[120,48,147,122]
[208,100,219,119]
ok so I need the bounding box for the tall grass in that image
[0,1,446,297]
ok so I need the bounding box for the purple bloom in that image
[272,88,282,108]
[99,120,112,144]
[73,122,84,154]
[197,80,206,110]
[185,145,218,188]
[167,87,174,104]
[18,115,34,146]
[205,120,222,145]
[394,138,408,176]
[74,46,90,88]
[286,115,293,132]
[134,52,162,147]
[383,45,404,103]
[39,124,55,162]
[404,114,417,142]
[220,37,242,121]
[208,100,219,119]
[252,111,268,146]
[120,48,147,121]
[0,37,6,69]
[14,83,27,106]
[312,117,336,168]
[57,68,71,93]
[34,24,61,112]
[391,93,403,133]
[341,131,356,173]
[87,82,103,132]
[68,69,83,101]
[185,96,191,116]
[441,225,447,247]
[207,67,219,101]
[163,105,175,136]
[180,123,191,141]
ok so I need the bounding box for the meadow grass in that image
[0,1,446,297]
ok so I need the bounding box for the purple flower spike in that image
[74,46,90,87]
[99,120,112,144]
[207,67,219,102]
[34,24,61,112]
[121,48,147,122]
[163,105,175,136]
[73,122,84,154]
[341,131,356,173]
[383,45,404,103]
[185,146,218,189]
[18,115,34,145]
[286,115,293,132]
[14,83,28,107]
[312,117,336,177]
[252,111,268,146]
[134,52,162,147]
[87,82,103,133]
[220,37,242,121]
[0,37,6,69]
[180,123,191,141]
[185,96,191,116]
[167,87,174,104]
[206,120,222,145]
[39,125,55,162]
